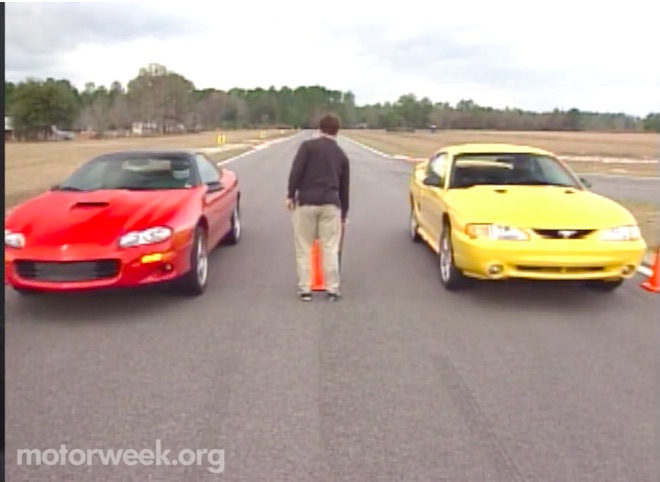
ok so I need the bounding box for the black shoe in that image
[327,292,341,302]
[298,292,312,302]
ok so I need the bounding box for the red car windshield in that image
[54,157,194,191]
[449,153,583,189]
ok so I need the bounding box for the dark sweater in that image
[287,136,350,219]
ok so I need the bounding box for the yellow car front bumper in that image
[453,233,647,281]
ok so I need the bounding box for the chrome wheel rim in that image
[233,208,241,239]
[196,235,208,286]
[439,235,451,282]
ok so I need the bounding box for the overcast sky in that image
[5,1,659,115]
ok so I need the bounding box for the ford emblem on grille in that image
[558,230,576,238]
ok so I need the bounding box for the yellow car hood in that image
[445,186,637,228]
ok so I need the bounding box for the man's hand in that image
[285,198,296,211]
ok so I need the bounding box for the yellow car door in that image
[419,152,449,245]
[411,161,428,223]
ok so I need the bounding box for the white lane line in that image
[576,172,659,181]
[215,133,302,166]
[217,149,262,166]
[561,155,658,164]
[638,265,653,277]
[340,135,395,159]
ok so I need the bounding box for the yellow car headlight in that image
[465,224,530,241]
[599,225,641,241]
[5,229,25,249]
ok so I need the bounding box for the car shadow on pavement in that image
[8,284,186,323]
[413,238,634,314]
[459,279,632,314]
[7,247,233,324]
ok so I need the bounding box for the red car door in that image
[195,154,231,246]
[219,168,238,229]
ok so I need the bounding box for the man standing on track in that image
[286,114,350,302]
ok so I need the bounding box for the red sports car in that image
[5,150,241,296]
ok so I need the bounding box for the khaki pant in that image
[292,204,342,293]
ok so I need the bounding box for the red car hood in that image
[6,189,198,247]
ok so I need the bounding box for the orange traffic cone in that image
[641,248,660,293]
[310,239,325,291]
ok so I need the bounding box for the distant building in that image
[131,122,158,135]
[5,116,14,141]
[50,125,76,141]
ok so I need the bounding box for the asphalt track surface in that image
[5,133,659,481]
[579,173,658,204]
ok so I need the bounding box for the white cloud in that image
[6,0,660,115]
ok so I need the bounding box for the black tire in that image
[584,279,624,292]
[222,204,241,245]
[410,205,423,243]
[438,223,469,291]
[176,225,209,296]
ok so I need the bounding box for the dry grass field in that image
[344,129,659,249]
[343,129,660,177]
[343,129,660,158]
[5,129,291,207]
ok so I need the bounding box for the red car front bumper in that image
[5,238,194,292]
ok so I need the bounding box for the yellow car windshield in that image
[450,153,582,189]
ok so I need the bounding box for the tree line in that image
[5,62,660,140]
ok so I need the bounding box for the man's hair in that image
[319,114,340,136]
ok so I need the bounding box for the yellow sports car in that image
[409,143,647,291]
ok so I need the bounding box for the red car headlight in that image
[5,230,25,249]
[118,227,173,248]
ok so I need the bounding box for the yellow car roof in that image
[438,143,556,157]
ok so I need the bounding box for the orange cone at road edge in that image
[311,239,325,291]
[640,248,660,293]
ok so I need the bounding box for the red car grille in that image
[14,260,121,282]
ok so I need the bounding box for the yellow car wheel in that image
[438,224,469,291]
[409,207,422,243]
